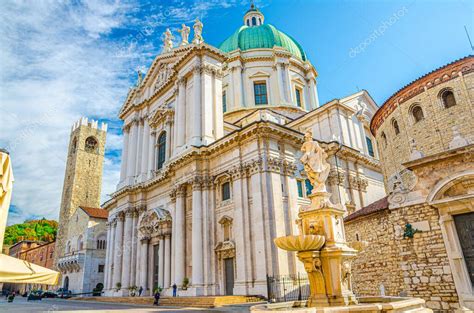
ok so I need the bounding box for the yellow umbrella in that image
[0,253,59,285]
[0,150,59,285]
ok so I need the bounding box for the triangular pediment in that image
[249,70,270,78]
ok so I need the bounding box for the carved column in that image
[121,210,133,289]
[135,118,144,178]
[176,77,186,149]
[276,63,286,104]
[248,159,267,288]
[174,186,186,287]
[158,236,164,288]
[127,119,138,179]
[164,234,171,288]
[191,177,204,288]
[119,126,130,183]
[147,130,156,179]
[228,66,235,110]
[107,220,116,289]
[165,118,172,160]
[104,222,112,290]
[192,65,202,146]
[170,191,176,286]
[284,63,292,104]
[141,118,150,180]
[231,167,249,294]
[130,210,138,287]
[201,176,211,289]
[112,213,124,289]
[139,237,149,295]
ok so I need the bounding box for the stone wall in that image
[346,203,460,311]
[370,56,474,188]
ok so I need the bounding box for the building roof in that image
[370,55,474,135]
[219,24,307,61]
[9,240,45,249]
[79,206,109,219]
[344,196,389,222]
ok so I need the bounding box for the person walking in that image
[153,290,161,306]
[172,284,177,297]
[138,286,143,296]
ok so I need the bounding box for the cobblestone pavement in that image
[0,297,254,312]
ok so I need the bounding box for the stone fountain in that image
[251,130,432,313]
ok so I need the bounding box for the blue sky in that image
[0,0,472,225]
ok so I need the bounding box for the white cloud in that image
[0,0,241,225]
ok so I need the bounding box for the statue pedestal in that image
[298,192,358,307]
[297,251,328,307]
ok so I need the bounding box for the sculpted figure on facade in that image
[192,18,204,44]
[300,129,330,193]
[163,28,174,53]
[178,23,190,45]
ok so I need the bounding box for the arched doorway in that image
[428,170,474,309]
[63,276,69,291]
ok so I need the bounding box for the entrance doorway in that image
[63,276,69,290]
[454,212,474,287]
[224,258,234,295]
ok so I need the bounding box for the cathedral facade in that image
[103,6,385,297]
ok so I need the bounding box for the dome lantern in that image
[243,3,264,27]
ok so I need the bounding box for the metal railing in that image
[266,273,310,303]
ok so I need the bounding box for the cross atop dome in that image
[243,2,264,27]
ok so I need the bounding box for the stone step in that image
[73,295,264,308]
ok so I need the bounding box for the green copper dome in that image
[219,24,307,61]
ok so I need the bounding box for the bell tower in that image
[54,117,107,265]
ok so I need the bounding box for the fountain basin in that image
[274,235,325,252]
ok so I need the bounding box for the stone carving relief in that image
[154,63,174,91]
[327,169,345,186]
[215,240,235,260]
[387,168,418,206]
[138,207,172,238]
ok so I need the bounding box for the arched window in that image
[411,105,424,123]
[252,16,256,26]
[392,119,400,135]
[381,132,387,146]
[77,235,83,251]
[221,182,231,201]
[96,233,106,250]
[157,132,166,170]
[441,90,456,108]
[85,136,98,153]
[246,19,250,26]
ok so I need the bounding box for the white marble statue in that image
[178,24,190,45]
[163,28,174,53]
[300,129,330,193]
[192,18,204,44]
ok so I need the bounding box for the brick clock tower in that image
[54,117,107,267]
